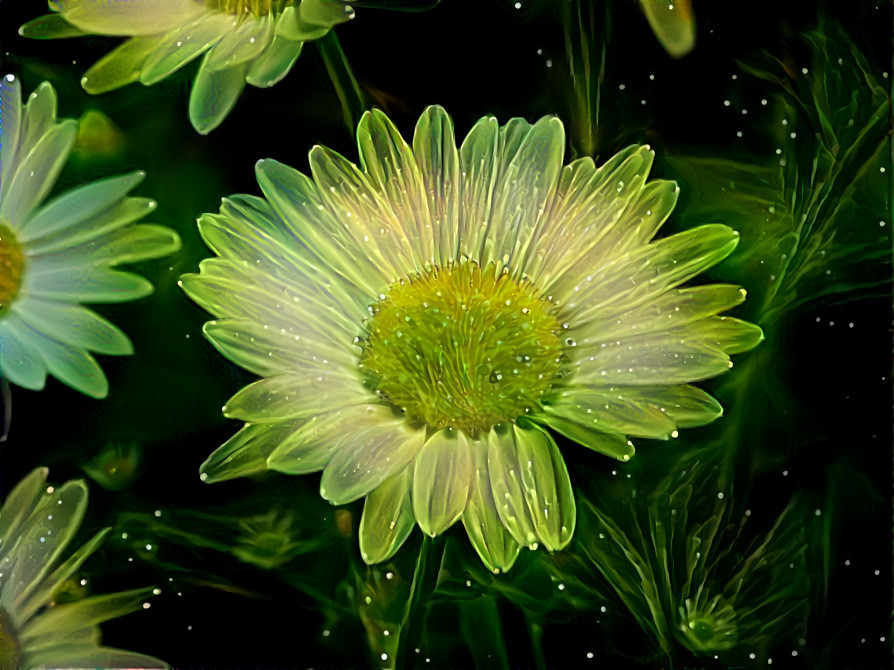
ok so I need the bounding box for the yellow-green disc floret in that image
[359,261,567,436]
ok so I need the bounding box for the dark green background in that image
[0,0,891,667]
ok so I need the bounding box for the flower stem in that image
[525,611,547,670]
[317,31,367,136]
[395,535,444,670]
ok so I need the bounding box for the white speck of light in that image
[587,652,594,659]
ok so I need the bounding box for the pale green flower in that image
[20,0,358,134]
[0,468,166,668]
[0,76,180,398]
[180,107,761,572]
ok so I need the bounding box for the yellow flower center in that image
[0,606,20,668]
[0,222,24,314]
[209,0,290,16]
[358,261,568,436]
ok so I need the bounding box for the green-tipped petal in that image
[246,36,303,88]
[223,375,365,424]
[59,0,205,36]
[542,388,677,440]
[319,418,425,505]
[0,468,49,541]
[537,414,635,462]
[462,434,521,573]
[512,423,575,551]
[139,14,232,85]
[639,0,695,58]
[19,13,87,39]
[14,299,133,356]
[359,468,415,564]
[200,421,299,483]
[486,427,539,548]
[22,587,156,641]
[204,15,273,72]
[188,54,249,134]
[0,320,48,391]
[27,267,154,303]
[20,171,146,242]
[81,36,167,94]
[630,385,723,428]
[412,429,472,537]
[26,333,109,398]
[412,105,461,266]
[1,480,88,607]
[0,120,77,225]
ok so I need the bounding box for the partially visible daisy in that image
[181,106,761,572]
[20,0,359,134]
[0,467,166,668]
[0,76,180,398]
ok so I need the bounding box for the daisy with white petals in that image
[180,106,762,572]
[0,468,165,668]
[0,76,180,398]
[21,0,358,134]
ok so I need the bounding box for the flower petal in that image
[512,422,575,551]
[457,115,499,261]
[22,587,155,641]
[246,35,303,88]
[0,467,49,544]
[13,298,133,355]
[462,434,520,573]
[81,35,167,94]
[577,284,747,344]
[59,0,206,36]
[542,387,677,440]
[412,428,472,537]
[140,13,232,85]
[319,409,426,505]
[204,15,273,72]
[359,467,415,564]
[0,119,77,226]
[24,197,157,254]
[357,108,433,269]
[265,409,364,475]
[0,479,88,609]
[567,224,741,325]
[309,144,417,278]
[535,413,634,462]
[26,329,109,398]
[0,318,48,391]
[486,426,538,547]
[202,317,355,377]
[626,385,723,428]
[222,374,367,424]
[489,115,565,275]
[413,105,461,266]
[25,266,153,303]
[639,0,695,58]
[20,171,146,241]
[255,158,389,298]
[17,528,109,623]
[0,75,23,195]
[18,13,87,39]
[24,645,167,670]
[200,420,301,483]
[188,54,249,134]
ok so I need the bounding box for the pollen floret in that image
[181,106,762,572]
[20,0,358,134]
[0,76,180,398]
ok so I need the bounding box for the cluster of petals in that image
[21,0,356,133]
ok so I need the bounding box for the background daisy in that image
[0,76,180,399]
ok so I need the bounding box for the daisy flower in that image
[0,467,165,668]
[180,106,761,572]
[0,76,180,399]
[20,0,359,134]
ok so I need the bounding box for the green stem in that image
[395,535,445,670]
[525,611,547,670]
[317,31,367,135]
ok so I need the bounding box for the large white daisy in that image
[180,106,762,572]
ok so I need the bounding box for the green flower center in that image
[0,606,21,668]
[358,261,567,437]
[0,222,24,314]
